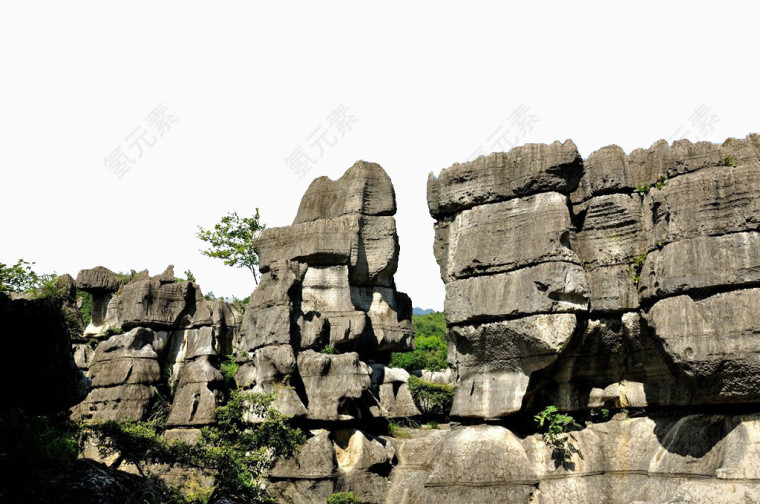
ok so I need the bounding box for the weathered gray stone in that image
[574,193,650,268]
[639,232,760,300]
[238,261,302,351]
[270,429,335,479]
[647,290,760,403]
[423,425,536,504]
[428,140,583,218]
[350,286,414,352]
[105,278,192,329]
[571,144,634,203]
[75,266,121,292]
[294,160,396,223]
[436,192,578,281]
[349,216,399,287]
[650,162,760,244]
[334,429,395,473]
[444,262,588,325]
[255,216,359,270]
[584,264,640,312]
[448,315,576,418]
[370,365,420,418]
[269,479,335,504]
[73,384,154,421]
[166,356,224,426]
[298,351,372,421]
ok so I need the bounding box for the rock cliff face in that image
[234,161,417,422]
[71,265,238,440]
[428,134,760,420]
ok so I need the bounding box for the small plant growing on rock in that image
[327,491,360,504]
[635,184,650,195]
[723,155,737,167]
[630,252,648,285]
[534,405,579,446]
[654,175,668,190]
[320,345,336,355]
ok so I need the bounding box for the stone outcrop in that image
[428,134,760,418]
[429,140,589,418]
[234,161,414,422]
[72,266,237,431]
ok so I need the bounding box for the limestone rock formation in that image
[72,266,237,430]
[428,133,760,418]
[429,140,589,418]
[235,161,414,422]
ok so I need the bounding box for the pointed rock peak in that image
[293,160,396,224]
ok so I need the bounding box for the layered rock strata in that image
[71,265,237,438]
[235,161,415,422]
[428,134,760,418]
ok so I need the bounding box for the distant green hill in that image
[391,312,447,371]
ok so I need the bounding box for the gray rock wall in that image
[235,161,416,422]
[428,134,760,419]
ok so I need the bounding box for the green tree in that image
[0,259,39,292]
[197,210,265,284]
[390,312,448,371]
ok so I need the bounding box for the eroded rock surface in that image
[428,134,760,418]
[235,161,414,421]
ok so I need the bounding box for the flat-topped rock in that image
[428,140,582,219]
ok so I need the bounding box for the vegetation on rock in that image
[390,312,447,372]
[86,390,305,503]
[326,491,360,504]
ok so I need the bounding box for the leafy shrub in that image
[320,345,336,355]
[390,312,447,372]
[326,492,360,504]
[86,390,305,503]
[534,405,579,446]
[33,273,69,300]
[221,355,239,389]
[77,289,93,326]
[723,155,737,167]
[407,375,454,417]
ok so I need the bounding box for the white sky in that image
[1,2,758,310]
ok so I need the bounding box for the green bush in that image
[326,492,360,504]
[723,155,737,167]
[407,375,454,417]
[221,355,239,389]
[390,312,447,372]
[534,405,579,446]
[86,389,305,503]
[77,289,93,326]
